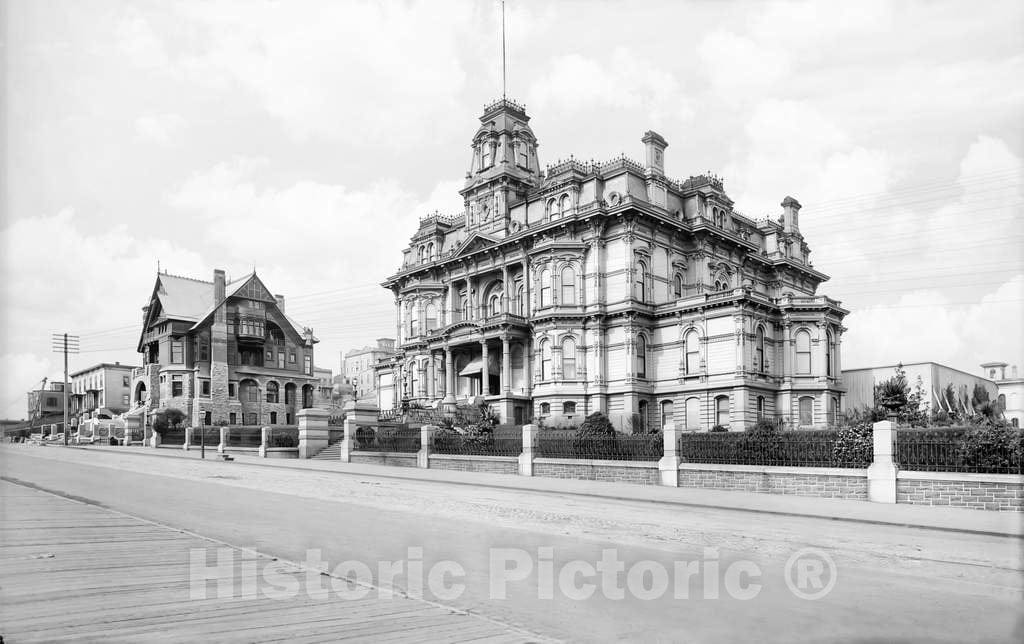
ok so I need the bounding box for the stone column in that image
[443,349,456,408]
[339,417,353,462]
[782,322,793,383]
[218,426,227,453]
[419,424,437,469]
[501,265,509,313]
[183,426,191,452]
[297,407,330,459]
[867,419,898,503]
[519,423,537,476]
[521,258,530,317]
[149,429,161,448]
[814,321,827,382]
[658,421,679,487]
[480,340,490,397]
[259,426,270,458]
[501,337,511,394]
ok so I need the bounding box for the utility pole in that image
[52,333,80,445]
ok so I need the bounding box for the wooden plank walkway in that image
[0,480,541,643]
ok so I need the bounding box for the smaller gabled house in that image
[132,268,319,428]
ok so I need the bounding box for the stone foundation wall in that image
[350,452,418,468]
[533,459,660,485]
[428,455,519,475]
[896,473,1023,511]
[677,465,868,500]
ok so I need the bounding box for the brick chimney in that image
[214,269,226,303]
[275,294,286,313]
[781,196,802,234]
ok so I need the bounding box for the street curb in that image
[45,444,1024,539]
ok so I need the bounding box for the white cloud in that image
[134,113,186,146]
[0,353,57,421]
[696,30,790,97]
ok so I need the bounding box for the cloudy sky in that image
[3,0,1022,419]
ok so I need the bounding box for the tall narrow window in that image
[171,376,183,398]
[561,338,576,380]
[685,397,700,430]
[825,330,834,377]
[489,293,501,316]
[638,400,649,431]
[460,295,469,321]
[516,284,525,316]
[755,327,766,372]
[304,356,312,375]
[673,275,683,298]
[561,267,576,305]
[635,261,647,302]
[715,396,730,428]
[757,396,766,419]
[559,194,571,218]
[481,141,492,167]
[540,269,552,307]
[171,339,183,364]
[636,335,647,379]
[660,400,674,428]
[541,341,552,380]
[266,382,279,403]
[548,198,558,220]
[795,330,811,375]
[799,396,814,426]
[409,305,419,337]
[425,304,438,330]
[685,330,700,374]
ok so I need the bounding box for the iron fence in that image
[536,430,663,461]
[432,428,522,457]
[897,428,1022,474]
[352,425,420,453]
[189,427,221,445]
[328,429,345,445]
[161,427,185,445]
[677,430,855,467]
[127,428,145,443]
[226,426,263,448]
[268,427,299,448]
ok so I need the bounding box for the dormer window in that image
[481,140,493,168]
[516,139,529,168]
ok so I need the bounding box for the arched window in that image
[540,269,552,307]
[829,397,839,425]
[408,305,419,337]
[562,338,576,379]
[795,330,811,375]
[757,396,766,419]
[265,382,279,403]
[460,294,469,321]
[638,400,649,432]
[755,327,766,372]
[516,284,525,316]
[998,393,1006,411]
[541,340,552,380]
[636,335,647,379]
[685,330,700,374]
[825,330,834,377]
[489,293,501,317]
[561,267,576,305]
[635,261,647,301]
[685,397,700,430]
[563,401,576,416]
[560,194,571,217]
[426,242,433,260]
[548,198,559,220]
[660,400,674,428]
[715,395,730,429]
[673,274,683,298]
[540,402,550,415]
[425,304,437,331]
[799,396,814,426]
[481,140,492,167]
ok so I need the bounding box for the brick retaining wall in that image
[677,464,868,500]
[896,472,1023,511]
[533,459,660,485]
[350,452,418,468]
[428,455,519,475]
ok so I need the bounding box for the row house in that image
[377,98,847,431]
[68,362,137,425]
[132,268,319,428]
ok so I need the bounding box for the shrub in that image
[832,422,873,467]
[574,412,617,457]
[710,424,729,433]
[270,433,297,448]
[957,425,1023,472]
[355,425,375,449]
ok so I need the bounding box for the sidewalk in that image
[61,444,1024,538]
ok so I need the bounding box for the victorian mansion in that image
[375,98,847,431]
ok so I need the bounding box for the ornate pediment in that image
[450,232,500,259]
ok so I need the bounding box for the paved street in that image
[2,445,1022,642]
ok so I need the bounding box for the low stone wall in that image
[533,458,660,485]
[350,452,418,468]
[264,448,298,459]
[428,454,519,475]
[896,471,1023,511]
[677,464,868,500]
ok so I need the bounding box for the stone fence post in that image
[419,424,437,468]
[149,431,161,448]
[867,419,898,503]
[218,426,227,453]
[298,408,330,458]
[339,418,353,463]
[183,427,192,451]
[259,426,270,458]
[519,424,537,476]
[658,421,680,487]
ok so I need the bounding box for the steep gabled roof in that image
[154,274,214,321]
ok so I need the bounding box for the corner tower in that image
[461,98,542,236]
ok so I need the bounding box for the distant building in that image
[844,362,997,416]
[313,367,334,409]
[69,362,138,425]
[132,268,319,427]
[27,381,66,424]
[981,361,1022,427]
[343,339,396,403]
